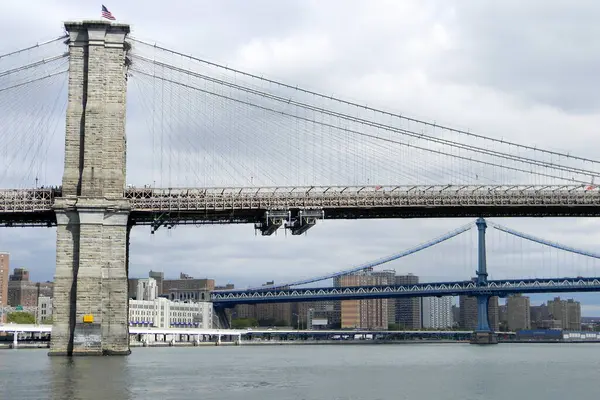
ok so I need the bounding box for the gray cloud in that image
[437,1,600,114]
[1,1,600,314]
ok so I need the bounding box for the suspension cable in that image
[130,68,594,185]
[131,55,600,179]
[0,35,68,60]
[128,36,600,164]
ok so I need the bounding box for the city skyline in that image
[3,254,597,318]
[1,2,600,316]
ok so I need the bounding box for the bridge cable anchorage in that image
[130,55,600,180]
[128,69,595,185]
[0,35,68,60]
[243,220,476,291]
[128,36,600,165]
[488,220,600,260]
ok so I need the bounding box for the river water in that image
[1,343,599,399]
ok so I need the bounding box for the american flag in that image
[101,5,116,20]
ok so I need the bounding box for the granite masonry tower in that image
[49,21,132,356]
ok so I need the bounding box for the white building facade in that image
[129,297,213,329]
[37,295,53,324]
[136,278,158,301]
[421,296,453,329]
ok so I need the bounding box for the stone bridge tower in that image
[50,21,131,356]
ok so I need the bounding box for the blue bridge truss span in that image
[211,276,600,306]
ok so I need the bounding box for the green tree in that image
[231,318,258,329]
[7,312,35,324]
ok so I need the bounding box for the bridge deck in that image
[210,277,600,305]
[1,185,600,226]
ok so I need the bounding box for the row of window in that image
[129,318,200,324]
[130,310,204,317]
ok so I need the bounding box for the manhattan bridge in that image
[1,21,600,356]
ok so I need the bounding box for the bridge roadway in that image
[210,277,600,306]
[1,184,600,227]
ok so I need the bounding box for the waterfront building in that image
[9,267,29,281]
[530,304,550,328]
[339,271,389,330]
[255,301,292,326]
[37,296,53,324]
[304,301,341,329]
[547,297,581,330]
[0,252,8,322]
[128,297,213,329]
[372,270,396,326]
[422,296,453,329]
[395,274,421,329]
[163,273,214,301]
[136,278,158,301]
[7,267,53,308]
[451,305,460,327]
[506,294,531,331]
[129,271,213,302]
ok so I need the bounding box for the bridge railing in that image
[0,189,57,212]
[125,185,600,211]
[1,185,599,214]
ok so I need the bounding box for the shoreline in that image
[4,339,600,350]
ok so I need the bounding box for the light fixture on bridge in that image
[150,212,175,234]
[287,209,324,235]
[254,210,290,236]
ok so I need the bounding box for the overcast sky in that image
[1,1,600,315]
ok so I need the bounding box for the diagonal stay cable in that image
[0,35,67,60]
[489,220,600,260]
[129,67,594,185]
[0,54,68,78]
[131,55,600,179]
[0,70,68,93]
[239,221,476,290]
[128,36,600,164]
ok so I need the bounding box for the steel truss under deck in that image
[211,277,600,306]
[1,185,600,228]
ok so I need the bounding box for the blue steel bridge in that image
[211,218,600,342]
[211,277,600,306]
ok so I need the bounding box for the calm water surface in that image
[1,343,599,399]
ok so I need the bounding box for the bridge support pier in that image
[470,295,498,344]
[50,200,131,356]
[470,218,498,345]
[49,20,132,356]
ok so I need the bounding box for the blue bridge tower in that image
[470,217,499,345]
